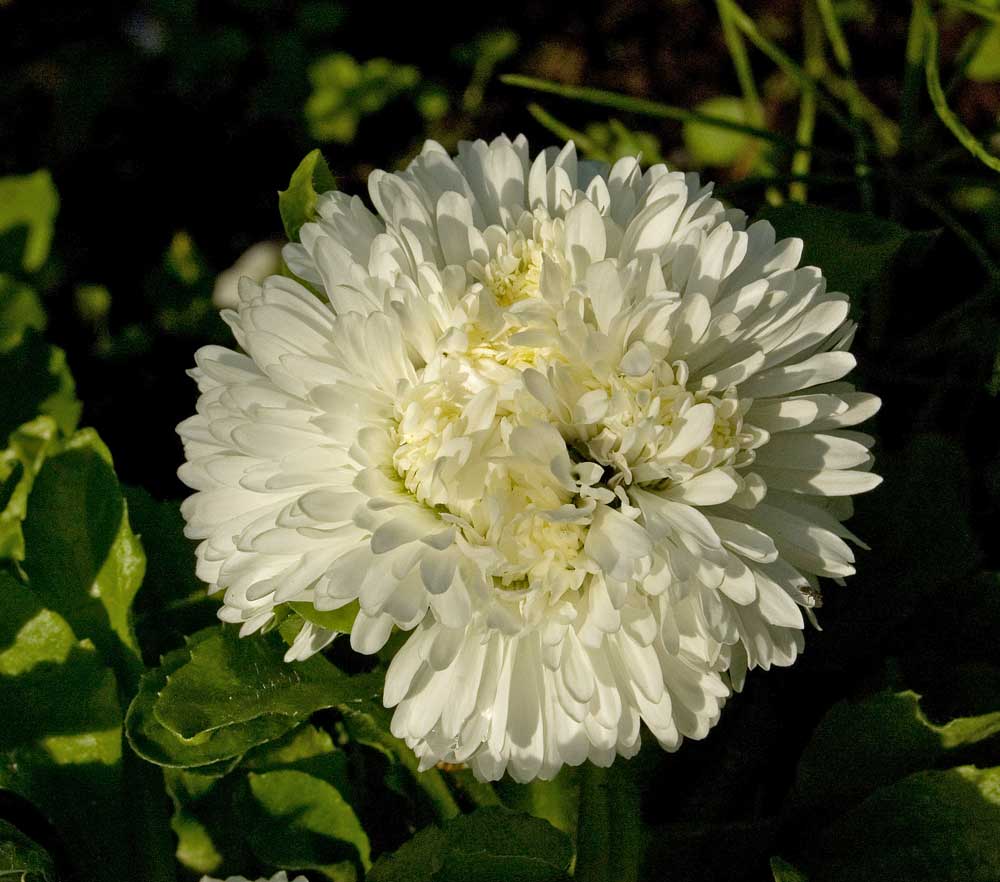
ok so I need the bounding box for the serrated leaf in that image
[0,331,80,444]
[367,807,573,882]
[495,767,578,836]
[125,635,298,770]
[279,149,337,242]
[793,689,1000,818]
[754,202,911,302]
[0,171,59,272]
[802,766,1000,882]
[0,819,58,882]
[22,430,143,684]
[153,625,382,739]
[0,275,46,351]
[246,769,371,879]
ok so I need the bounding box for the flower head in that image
[178,136,881,781]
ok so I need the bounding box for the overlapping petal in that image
[179,135,880,781]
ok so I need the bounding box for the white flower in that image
[200,874,308,882]
[178,136,881,782]
[213,240,284,309]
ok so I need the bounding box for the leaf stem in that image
[574,761,642,882]
[919,0,1000,173]
[527,104,611,161]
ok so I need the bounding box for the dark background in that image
[2,1,1000,879]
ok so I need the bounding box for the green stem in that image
[719,0,856,135]
[574,762,641,882]
[920,0,1000,173]
[815,0,852,71]
[938,0,1000,22]
[716,0,765,126]
[791,2,823,203]
[900,0,927,158]
[527,104,612,161]
[502,73,830,156]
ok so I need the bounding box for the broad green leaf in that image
[793,689,1000,817]
[22,430,143,683]
[0,171,59,272]
[163,767,255,876]
[123,486,216,660]
[0,577,128,882]
[495,767,578,836]
[0,275,46,350]
[341,703,460,821]
[246,769,371,879]
[683,96,752,167]
[968,25,1000,82]
[0,417,59,562]
[0,819,57,882]
[754,202,911,302]
[803,766,1000,882]
[279,149,337,242]
[367,807,573,882]
[125,635,298,770]
[0,332,80,443]
[154,625,382,739]
[290,598,360,633]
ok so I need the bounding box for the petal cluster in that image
[179,136,881,781]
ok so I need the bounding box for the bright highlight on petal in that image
[179,136,881,782]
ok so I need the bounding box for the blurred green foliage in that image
[2,0,1000,880]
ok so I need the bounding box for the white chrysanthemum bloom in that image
[200,874,308,882]
[178,136,881,782]
[213,240,284,309]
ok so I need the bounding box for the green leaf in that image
[0,576,129,882]
[22,430,143,684]
[123,486,216,660]
[0,275,46,351]
[0,332,80,444]
[0,171,59,272]
[289,598,360,633]
[803,766,1000,882]
[793,689,1000,817]
[246,769,371,879]
[683,96,753,167]
[340,703,461,821]
[968,25,1000,81]
[367,807,573,882]
[754,202,911,302]
[126,636,299,770]
[0,819,58,882]
[154,625,383,740]
[279,149,337,242]
[0,417,59,562]
[771,856,809,882]
[495,767,578,836]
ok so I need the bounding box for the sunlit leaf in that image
[0,171,59,272]
[22,430,144,683]
[247,769,371,879]
[279,149,337,242]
